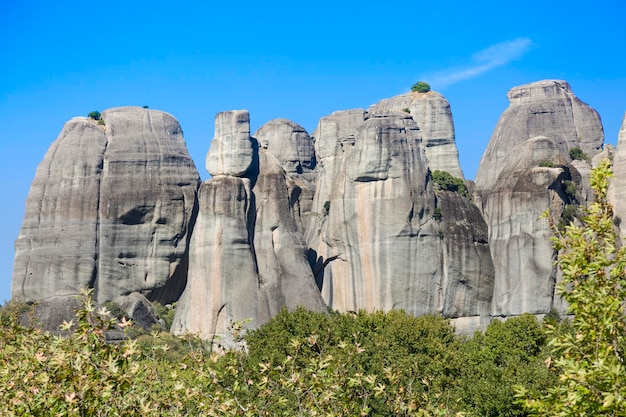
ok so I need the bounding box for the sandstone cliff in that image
[12,80,620,338]
[12,107,200,305]
[171,111,326,346]
[475,80,604,317]
[370,91,464,178]
[475,80,603,193]
[305,108,493,330]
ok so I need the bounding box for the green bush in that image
[562,179,577,200]
[569,146,588,161]
[411,81,431,93]
[87,111,101,120]
[431,170,471,199]
[539,160,556,168]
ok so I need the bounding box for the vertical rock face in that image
[436,191,494,321]
[13,118,107,301]
[12,107,200,305]
[612,114,626,239]
[370,91,464,179]
[206,110,255,177]
[474,81,604,318]
[255,119,317,233]
[305,109,493,325]
[171,176,259,342]
[475,80,603,192]
[482,137,576,316]
[172,111,326,346]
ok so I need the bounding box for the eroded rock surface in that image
[172,111,326,346]
[255,119,317,233]
[475,80,603,193]
[305,109,493,326]
[371,91,464,178]
[12,107,200,305]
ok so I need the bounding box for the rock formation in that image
[171,111,326,346]
[305,109,493,330]
[12,107,200,305]
[370,91,464,178]
[475,80,603,193]
[254,119,317,233]
[475,80,604,317]
[12,79,618,338]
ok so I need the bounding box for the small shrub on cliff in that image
[569,146,588,161]
[411,81,431,93]
[431,170,471,199]
[87,110,101,120]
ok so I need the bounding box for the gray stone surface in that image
[170,176,260,345]
[206,110,255,177]
[475,80,604,193]
[480,137,575,316]
[255,119,317,233]
[370,91,464,178]
[113,292,161,329]
[12,107,200,305]
[305,110,491,322]
[172,112,326,345]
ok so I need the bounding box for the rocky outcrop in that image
[171,111,326,346]
[474,81,605,317]
[255,119,317,233]
[480,137,578,316]
[305,109,493,328]
[206,110,255,177]
[475,80,603,193]
[370,91,464,178]
[12,107,200,305]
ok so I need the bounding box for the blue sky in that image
[1,0,625,303]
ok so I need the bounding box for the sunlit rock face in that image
[12,107,200,305]
[305,108,493,330]
[475,80,603,194]
[370,91,464,179]
[255,118,317,234]
[171,111,326,346]
[474,80,606,318]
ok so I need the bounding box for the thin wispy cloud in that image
[425,38,535,89]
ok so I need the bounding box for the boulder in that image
[112,292,161,329]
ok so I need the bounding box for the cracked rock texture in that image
[12,107,200,305]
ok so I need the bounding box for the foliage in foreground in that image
[517,160,626,415]
[0,288,560,416]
